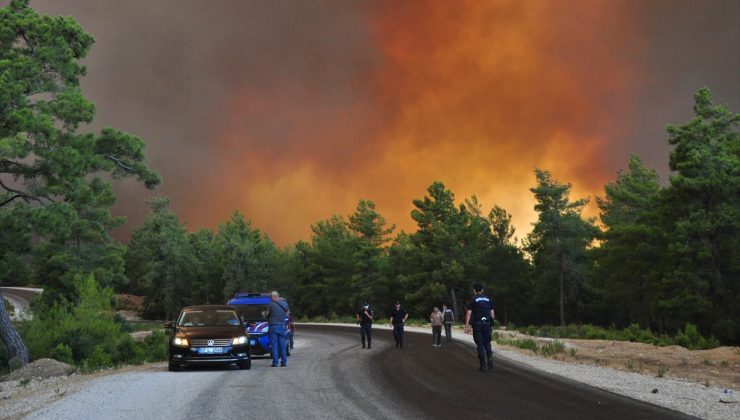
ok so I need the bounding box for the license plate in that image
[250,339,256,345]
[197,347,225,354]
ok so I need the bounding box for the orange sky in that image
[209,1,640,243]
[22,0,740,245]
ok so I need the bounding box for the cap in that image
[395,301,401,305]
[473,283,483,292]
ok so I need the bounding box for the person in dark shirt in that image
[356,302,374,349]
[287,313,296,353]
[464,284,495,371]
[388,301,408,349]
[442,304,454,342]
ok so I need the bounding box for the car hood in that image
[176,326,244,339]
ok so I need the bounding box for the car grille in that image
[190,338,232,347]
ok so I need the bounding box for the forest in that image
[0,0,738,370]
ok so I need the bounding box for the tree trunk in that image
[559,254,566,327]
[450,288,458,322]
[0,291,29,369]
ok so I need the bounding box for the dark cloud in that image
[12,0,739,244]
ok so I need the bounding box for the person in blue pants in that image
[267,291,290,367]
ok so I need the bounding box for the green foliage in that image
[289,200,396,319]
[516,322,719,348]
[591,155,664,330]
[494,336,539,353]
[20,275,167,368]
[216,211,277,299]
[0,0,159,301]
[124,197,194,320]
[657,363,669,378]
[49,343,73,365]
[136,330,168,363]
[84,346,112,370]
[189,229,223,305]
[525,169,598,326]
[674,323,720,350]
[658,88,740,343]
[540,340,566,356]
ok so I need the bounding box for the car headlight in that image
[232,336,248,345]
[173,337,189,347]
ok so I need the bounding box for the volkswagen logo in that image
[207,339,215,346]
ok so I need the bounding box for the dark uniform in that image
[468,294,494,370]
[390,304,407,349]
[357,306,374,349]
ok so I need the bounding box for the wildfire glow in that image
[207,1,642,244]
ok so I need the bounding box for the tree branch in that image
[0,178,44,206]
[105,154,136,173]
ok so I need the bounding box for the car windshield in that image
[232,304,269,322]
[177,310,240,327]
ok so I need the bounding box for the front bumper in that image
[169,344,250,366]
[248,333,271,355]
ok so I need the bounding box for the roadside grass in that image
[492,332,568,357]
[121,321,165,333]
[516,322,720,350]
[657,364,669,378]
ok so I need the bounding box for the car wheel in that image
[239,360,251,370]
[168,362,181,372]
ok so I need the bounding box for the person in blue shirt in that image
[267,291,290,367]
[464,284,495,371]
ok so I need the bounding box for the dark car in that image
[164,305,251,371]
[227,293,291,357]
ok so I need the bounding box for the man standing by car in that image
[464,284,495,371]
[267,291,290,367]
[356,302,374,349]
[388,301,408,349]
[442,303,454,342]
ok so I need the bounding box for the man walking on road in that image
[389,301,408,349]
[442,304,454,342]
[430,307,443,347]
[464,284,495,371]
[357,302,374,349]
[267,291,290,367]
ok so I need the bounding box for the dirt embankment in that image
[495,331,740,389]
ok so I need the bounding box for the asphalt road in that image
[27,325,693,420]
[0,287,42,319]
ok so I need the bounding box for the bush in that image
[20,275,169,370]
[137,331,169,363]
[50,343,74,365]
[541,340,566,356]
[674,323,720,350]
[494,336,539,353]
[514,322,719,349]
[85,346,112,370]
[620,323,656,343]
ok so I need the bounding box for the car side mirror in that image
[163,321,174,329]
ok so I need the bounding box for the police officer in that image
[356,302,374,349]
[464,284,495,371]
[388,301,408,349]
